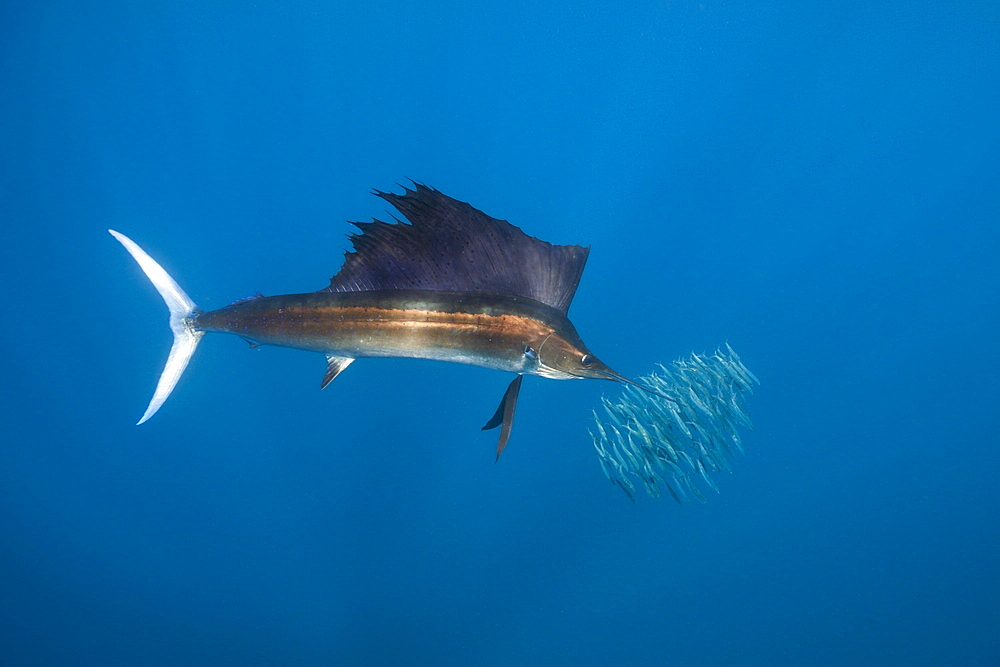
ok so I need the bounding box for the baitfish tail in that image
[590,343,759,502]
[109,230,204,424]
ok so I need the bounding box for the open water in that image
[2,3,998,665]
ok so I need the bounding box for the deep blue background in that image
[2,2,998,665]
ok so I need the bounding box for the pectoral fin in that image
[320,355,355,389]
[481,374,523,461]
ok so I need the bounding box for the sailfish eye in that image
[581,354,594,366]
[523,345,537,360]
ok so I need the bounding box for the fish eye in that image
[581,354,594,366]
[523,345,537,360]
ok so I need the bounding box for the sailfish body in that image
[111,185,628,458]
[194,290,588,377]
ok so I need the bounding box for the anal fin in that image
[239,336,261,349]
[321,355,355,389]
[481,374,523,461]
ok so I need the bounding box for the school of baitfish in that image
[591,343,758,502]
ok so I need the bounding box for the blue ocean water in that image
[2,2,998,664]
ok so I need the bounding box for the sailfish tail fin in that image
[109,230,204,424]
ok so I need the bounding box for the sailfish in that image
[111,184,649,459]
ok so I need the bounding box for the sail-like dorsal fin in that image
[320,184,590,314]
